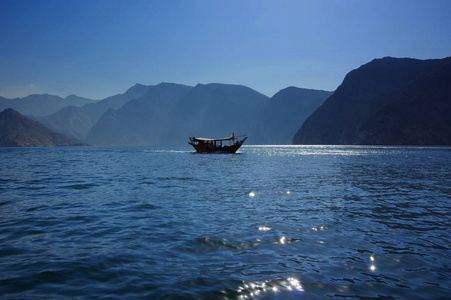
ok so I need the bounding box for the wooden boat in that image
[188,133,247,153]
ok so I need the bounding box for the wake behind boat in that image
[188,133,247,153]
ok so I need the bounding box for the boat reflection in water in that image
[188,133,247,153]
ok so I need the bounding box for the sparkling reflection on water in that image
[0,145,450,299]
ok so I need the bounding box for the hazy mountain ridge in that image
[36,106,95,141]
[0,108,87,147]
[0,94,97,117]
[13,81,331,146]
[254,87,332,144]
[177,83,270,142]
[82,83,154,121]
[86,83,268,145]
[85,82,331,145]
[86,83,193,145]
[293,57,451,145]
[36,84,154,140]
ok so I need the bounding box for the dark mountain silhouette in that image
[253,87,332,144]
[0,94,97,117]
[0,108,87,147]
[293,57,451,145]
[36,84,153,140]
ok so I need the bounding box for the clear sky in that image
[1,0,450,99]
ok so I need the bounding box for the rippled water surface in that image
[1,145,450,299]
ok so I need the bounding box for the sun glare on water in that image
[237,277,304,298]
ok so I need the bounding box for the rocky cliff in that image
[293,57,451,145]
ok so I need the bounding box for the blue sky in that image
[1,0,450,99]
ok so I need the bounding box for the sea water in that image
[0,145,450,299]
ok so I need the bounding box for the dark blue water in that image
[1,145,450,299]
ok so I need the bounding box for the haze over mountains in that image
[0,56,450,147]
[255,87,333,144]
[0,108,86,147]
[0,94,97,117]
[36,84,153,140]
[11,82,328,146]
[86,83,331,145]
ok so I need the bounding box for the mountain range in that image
[35,84,153,140]
[1,56,450,147]
[27,82,330,145]
[85,83,331,145]
[0,94,97,117]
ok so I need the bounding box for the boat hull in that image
[189,142,242,153]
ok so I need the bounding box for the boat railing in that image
[189,134,247,143]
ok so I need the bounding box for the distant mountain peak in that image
[124,83,154,97]
[65,94,96,102]
[24,93,59,99]
[2,107,20,116]
[126,83,151,91]
[156,82,189,87]
[195,82,249,89]
[276,86,332,94]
